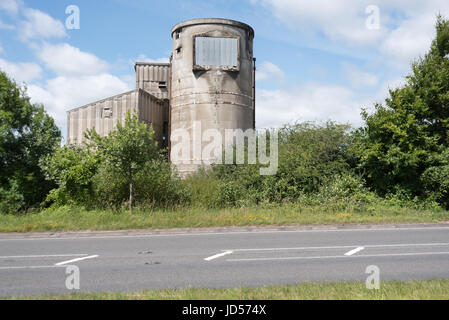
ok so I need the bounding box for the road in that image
[0,224,449,297]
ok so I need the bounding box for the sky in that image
[1,0,449,140]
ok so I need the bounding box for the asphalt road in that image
[0,224,449,297]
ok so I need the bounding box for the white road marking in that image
[204,250,233,261]
[0,265,66,270]
[227,251,449,262]
[225,242,449,252]
[0,254,87,259]
[0,226,448,241]
[344,247,365,256]
[54,255,98,266]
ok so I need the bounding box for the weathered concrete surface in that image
[170,18,255,175]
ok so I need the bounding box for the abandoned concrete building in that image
[67,18,255,175]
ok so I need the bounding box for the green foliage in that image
[85,113,159,212]
[353,16,449,208]
[0,71,61,212]
[93,159,188,209]
[7,17,449,219]
[40,145,100,206]
[0,179,25,215]
[185,122,353,208]
[421,148,449,206]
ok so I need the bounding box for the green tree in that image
[86,113,159,213]
[354,16,449,204]
[0,71,61,213]
[40,145,101,206]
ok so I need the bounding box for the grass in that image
[5,279,449,300]
[0,201,448,233]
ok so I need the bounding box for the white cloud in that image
[0,18,15,30]
[252,0,449,68]
[0,0,20,15]
[254,0,387,46]
[18,8,67,42]
[133,54,170,64]
[380,12,436,69]
[120,74,136,88]
[342,62,378,88]
[256,61,285,82]
[0,58,42,83]
[38,43,110,76]
[256,84,367,129]
[27,74,131,129]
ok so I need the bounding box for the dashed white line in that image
[0,254,87,259]
[54,255,99,266]
[224,243,449,252]
[227,251,449,262]
[344,247,365,256]
[0,265,65,270]
[204,250,233,261]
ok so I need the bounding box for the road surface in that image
[0,224,448,297]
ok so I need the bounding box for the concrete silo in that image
[169,18,256,175]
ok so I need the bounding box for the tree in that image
[40,145,101,206]
[0,71,61,213]
[86,113,159,213]
[354,16,449,204]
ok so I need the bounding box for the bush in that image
[182,170,221,209]
[0,179,25,215]
[93,158,188,210]
[201,121,354,206]
[40,145,100,206]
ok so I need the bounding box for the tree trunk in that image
[129,175,133,214]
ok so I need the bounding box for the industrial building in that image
[67,18,255,175]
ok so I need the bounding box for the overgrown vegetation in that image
[2,17,449,228]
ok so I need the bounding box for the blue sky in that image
[1,0,449,140]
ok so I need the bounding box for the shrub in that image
[40,145,100,206]
[93,158,188,210]
[0,179,25,215]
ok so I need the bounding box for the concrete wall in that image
[170,18,255,175]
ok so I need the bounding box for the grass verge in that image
[1,202,448,233]
[5,279,449,300]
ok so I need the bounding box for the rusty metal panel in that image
[195,37,238,67]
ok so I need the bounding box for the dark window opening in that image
[102,107,112,118]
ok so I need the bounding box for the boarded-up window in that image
[195,37,238,67]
